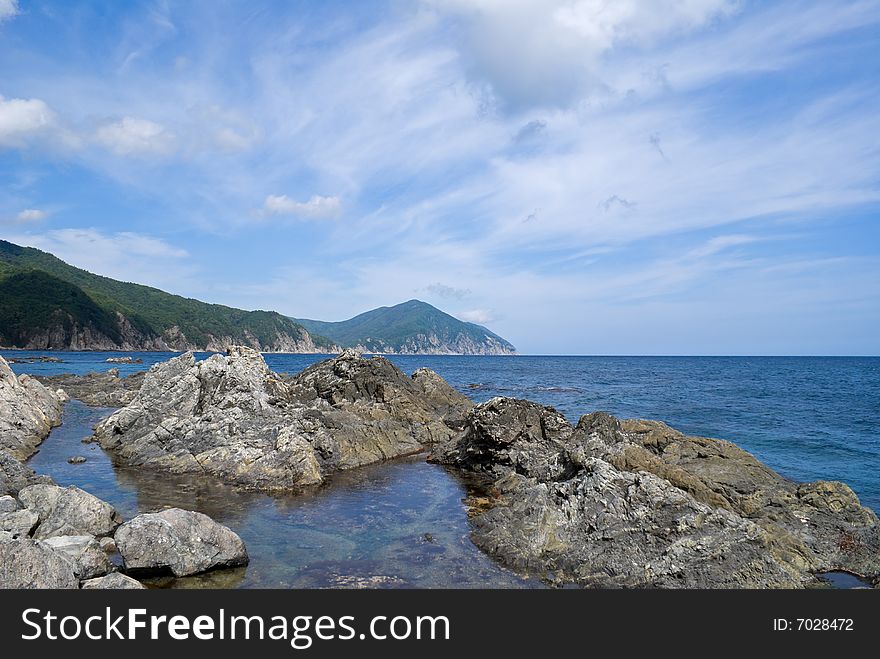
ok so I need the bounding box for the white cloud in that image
[94,117,176,156]
[260,194,342,220]
[0,0,18,23]
[425,0,739,109]
[0,96,56,148]
[424,282,471,300]
[15,209,47,222]
[457,309,494,324]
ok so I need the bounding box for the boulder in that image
[0,537,79,589]
[434,398,880,588]
[81,572,146,590]
[18,484,122,539]
[43,535,112,580]
[115,508,249,577]
[93,347,471,491]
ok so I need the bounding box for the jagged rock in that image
[0,449,53,497]
[0,508,39,538]
[0,537,79,588]
[0,495,20,514]
[43,535,112,579]
[0,355,65,460]
[434,398,880,588]
[81,572,146,590]
[18,484,122,539]
[35,369,146,408]
[114,508,248,577]
[93,347,471,491]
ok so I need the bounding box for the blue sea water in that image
[5,351,879,587]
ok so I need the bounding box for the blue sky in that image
[1,0,878,355]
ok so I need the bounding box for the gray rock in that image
[43,535,112,579]
[93,347,471,491]
[0,355,65,460]
[0,448,53,497]
[18,484,122,539]
[0,508,39,538]
[81,572,146,589]
[434,398,880,588]
[0,494,19,513]
[35,370,146,408]
[67,456,87,464]
[115,508,248,577]
[0,537,79,588]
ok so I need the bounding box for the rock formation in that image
[93,347,472,491]
[36,369,145,408]
[432,398,880,588]
[0,355,66,460]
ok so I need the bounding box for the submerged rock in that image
[93,347,472,491]
[434,398,880,589]
[114,508,249,577]
[18,484,122,539]
[81,572,146,590]
[0,537,79,589]
[0,355,65,460]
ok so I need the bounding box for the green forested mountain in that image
[0,240,334,352]
[0,240,516,354]
[296,299,516,355]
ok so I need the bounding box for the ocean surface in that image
[5,351,879,587]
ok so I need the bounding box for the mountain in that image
[295,300,516,355]
[0,240,336,352]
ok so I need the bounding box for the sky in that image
[0,0,878,355]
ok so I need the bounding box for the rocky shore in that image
[4,348,880,589]
[0,355,248,589]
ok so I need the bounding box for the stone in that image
[92,347,471,491]
[81,572,146,589]
[18,484,122,539]
[0,537,79,589]
[0,494,20,513]
[67,456,87,464]
[34,370,146,408]
[43,535,113,580]
[0,508,39,538]
[0,355,64,460]
[434,398,880,588]
[99,536,117,553]
[0,448,53,497]
[115,508,249,577]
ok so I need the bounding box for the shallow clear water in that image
[26,399,535,588]
[7,350,880,588]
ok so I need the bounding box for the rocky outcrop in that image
[433,398,880,588]
[93,347,472,491]
[0,354,66,460]
[35,369,146,408]
[114,508,248,577]
[0,450,53,498]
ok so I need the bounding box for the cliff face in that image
[352,333,515,355]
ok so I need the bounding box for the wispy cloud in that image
[0,0,18,24]
[259,195,342,220]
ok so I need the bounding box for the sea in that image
[5,351,879,588]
